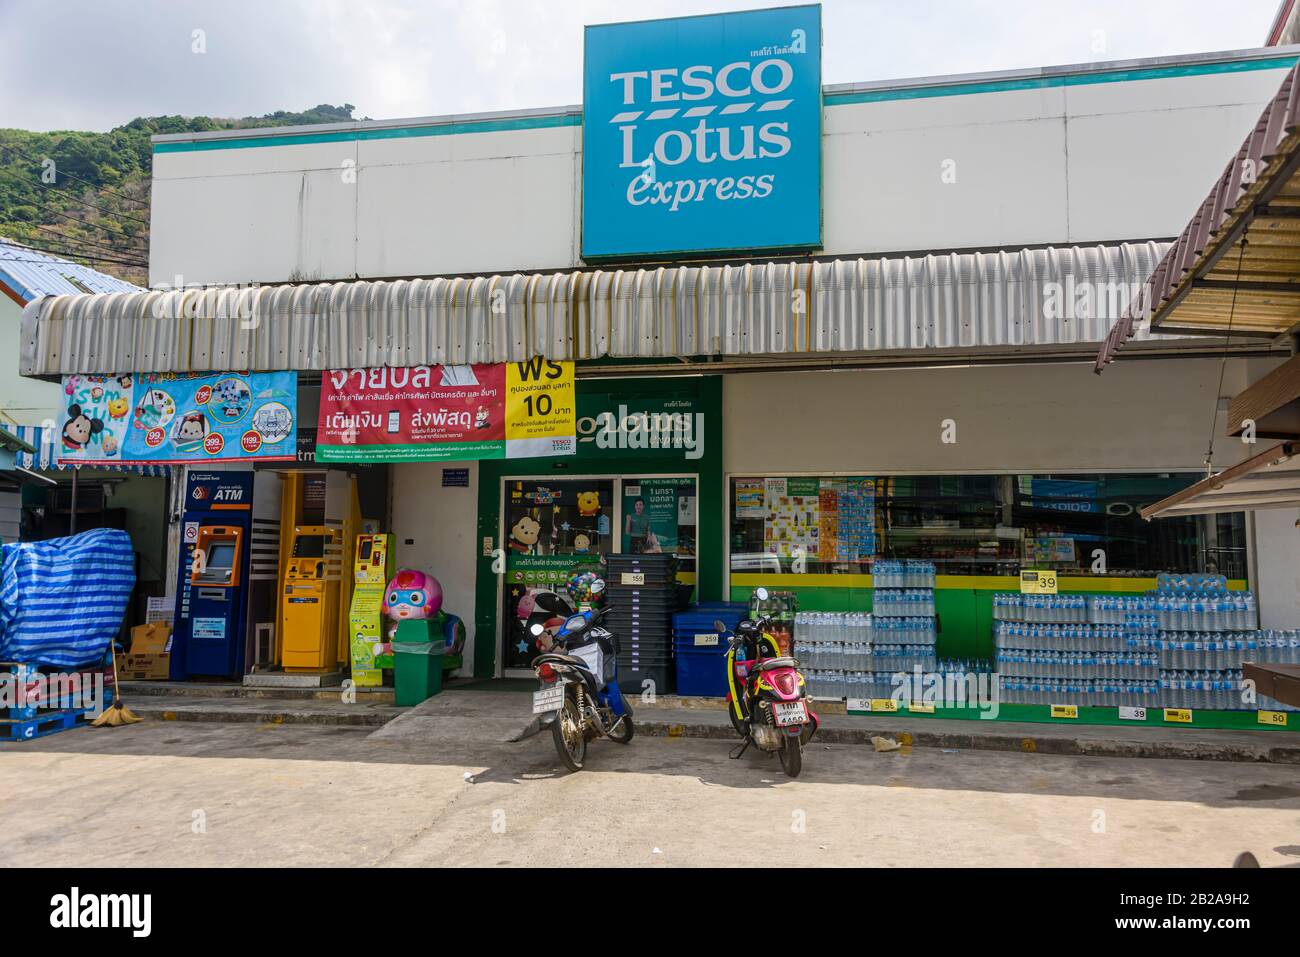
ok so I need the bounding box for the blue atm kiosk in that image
[173,471,255,679]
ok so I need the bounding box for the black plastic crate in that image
[606,553,678,568]
[607,588,679,601]
[616,663,676,693]
[607,624,674,640]
[618,639,675,652]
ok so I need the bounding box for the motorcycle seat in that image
[752,656,799,672]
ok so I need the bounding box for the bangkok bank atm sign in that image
[582,4,822,259]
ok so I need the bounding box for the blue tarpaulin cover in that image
[0,529,134,667]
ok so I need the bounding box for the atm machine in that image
[173,472,255,679]
[281,525,343,673]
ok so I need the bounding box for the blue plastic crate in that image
[673,602,749,637]
[675,643,731,697]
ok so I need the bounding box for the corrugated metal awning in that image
[22,244,1181,375]
[1097,61,1300,372]
[1140,440,1300,518]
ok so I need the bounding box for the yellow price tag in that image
[1163,708,1193,724]
[870,698,900,712]
[1258,710,1288,727]
[908,701,935,714]
[1050,704,1078,719]
[1020,570,1058,595]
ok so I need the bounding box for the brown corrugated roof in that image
[1096,61,1300,372]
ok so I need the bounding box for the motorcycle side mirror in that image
[754,586,770,601]
[713,619,727,633]
[529,622,545,637]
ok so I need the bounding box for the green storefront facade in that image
[471,374,724,678]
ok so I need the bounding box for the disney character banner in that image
[56,372,298,465]
[316,360,576,462]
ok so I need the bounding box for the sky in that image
[0,0,1286,132]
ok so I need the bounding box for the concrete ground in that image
[3,703,1300,867]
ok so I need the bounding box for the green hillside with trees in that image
[0,104,360,285]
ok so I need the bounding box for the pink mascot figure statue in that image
[381,569,444,642]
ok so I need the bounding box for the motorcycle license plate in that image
[533,685,565,715]
[772,701,808,727]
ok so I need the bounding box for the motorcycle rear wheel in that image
[552,696,587,771]
[779,734,803,778]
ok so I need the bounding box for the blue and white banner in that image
[56,372,298,466]
[582,4,823,258]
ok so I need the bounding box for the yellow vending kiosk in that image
[280,525,343,673]
[348,533,395,687]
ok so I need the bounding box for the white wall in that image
[0,297,62,427]
[390,460,481,674]
[149,53,1295,286]
[1251,509,1300,629]
[723,357,1278,475]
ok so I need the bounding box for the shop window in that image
[729,473,1245,578]
[620,476,696,575]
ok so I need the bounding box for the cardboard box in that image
[121,621,172,680]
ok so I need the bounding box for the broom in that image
[91,643,141,727]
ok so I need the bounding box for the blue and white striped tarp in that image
[0,529,135,667]
[10,426,170,477]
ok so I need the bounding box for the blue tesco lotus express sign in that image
[582,5,823,259]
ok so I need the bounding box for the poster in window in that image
[622,477,695,556]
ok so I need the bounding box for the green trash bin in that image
[393,619,445,706]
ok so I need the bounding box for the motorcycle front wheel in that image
[727,699,747,737]
[608,711,634,744]
[552,695,587,771]
[779,734,803,778]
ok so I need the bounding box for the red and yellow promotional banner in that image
[316,360,575,462]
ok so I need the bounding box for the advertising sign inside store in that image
[56,372,298,466]
[622,477,696,555]
[316,360,576,462]
[581,4,823,258]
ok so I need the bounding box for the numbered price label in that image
[1258,710,1289,727]
[1021,570,1058,595]
[846,698,868,712]
[1049,703,1078,719]
[869,698,900,713]
[620,572,645,586]
[1118,706,1147,722]
[908,700,936,714]
[693,633,718,647]
[1163,708,1193,724]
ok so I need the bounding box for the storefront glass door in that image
[500,478,615,673]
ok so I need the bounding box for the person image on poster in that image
[625,497,658,554]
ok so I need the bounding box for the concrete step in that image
[118,680,395,704]
[631,704,1300,764]
[121,694,401,727]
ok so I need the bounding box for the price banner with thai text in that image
[317,361,576,463]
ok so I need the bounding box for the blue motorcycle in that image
[530,581,633,771]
